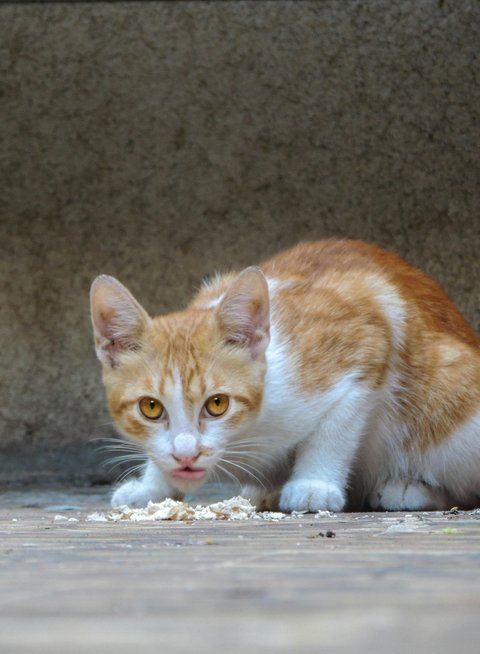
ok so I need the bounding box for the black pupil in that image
[214,397,221,406]
[149,400,156,410]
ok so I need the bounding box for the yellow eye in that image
[204,394,229,417]
[139,397,164,420]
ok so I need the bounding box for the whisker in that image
[229,437,277,450]
[91,436,145,455]
[224,443,272,460]
[104,452,147,461]
[90,436,130,443]
[214,462,241,488]
[209,467,224,487]
[104,454,147,467]
[95,440,143,448]
[96,444,145,454]
[223,448,272,461]
[219,458,266,489]
[223,454,272,471]
[229,456,269,476]
[115,463,147,484]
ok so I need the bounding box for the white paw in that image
[279,479,345,513]
[111,478,166,508]
[369,480,448,511]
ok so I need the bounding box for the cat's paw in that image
[368,480,449,511]
[111,478,166,508]
[279,479,345,513]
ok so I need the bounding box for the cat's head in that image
[90,268,270,493]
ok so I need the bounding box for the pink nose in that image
[172,433,199,467]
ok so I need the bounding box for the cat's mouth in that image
[170,466,207,481]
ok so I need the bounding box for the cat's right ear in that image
[90,275,152,367]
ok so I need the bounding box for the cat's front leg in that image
[279,386,374,513]
[111,460,176,507]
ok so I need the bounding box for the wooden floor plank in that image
[1,489,480,653]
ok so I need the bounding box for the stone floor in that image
[1,486,480,653]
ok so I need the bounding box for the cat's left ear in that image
[90,275,152,367]
[216,266,270,359]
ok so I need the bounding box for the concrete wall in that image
[1,1,479,485]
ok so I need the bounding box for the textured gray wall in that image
[1,1,479,485]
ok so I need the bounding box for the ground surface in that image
[1,487,480,653]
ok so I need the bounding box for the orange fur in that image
[92,240,480,511]
[258,240,480,450]
[102,306,265,442]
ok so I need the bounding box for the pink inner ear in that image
[217,268,270,358]
[90,276,150,366]
[96,307,117,339]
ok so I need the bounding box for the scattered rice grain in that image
[85,496,337,523]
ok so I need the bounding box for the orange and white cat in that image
[90,240,480,511]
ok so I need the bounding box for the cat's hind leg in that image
[368,480,450,511]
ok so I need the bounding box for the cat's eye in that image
[139,397,165,420]
[204,394,229,417]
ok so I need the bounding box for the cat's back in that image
[261,239,479,350]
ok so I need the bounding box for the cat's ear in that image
[216,266,270,359]
[90,275,152,367]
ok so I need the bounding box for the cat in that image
[90,240,480,512]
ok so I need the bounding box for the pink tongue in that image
[171,467,206,480]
